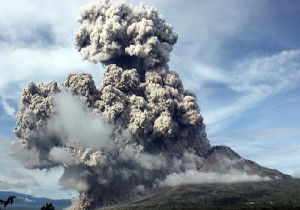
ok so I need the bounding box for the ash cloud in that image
[12,0,216,209]
[74,0,178,72]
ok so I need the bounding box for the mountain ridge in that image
[200,145,290,179]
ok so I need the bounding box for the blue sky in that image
[0,0,300,199]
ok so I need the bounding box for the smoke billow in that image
[13,0,212,209]
[73,0,178,74]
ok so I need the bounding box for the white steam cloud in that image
[160,169,271,187]
[48,91,113,149]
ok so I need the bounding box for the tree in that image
[40,203,55,210]
[0,181,56,210]
[0,195,16,209]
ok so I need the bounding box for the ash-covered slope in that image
[112,177,300,210]
[200,146,289,179]
[11,1,290,210]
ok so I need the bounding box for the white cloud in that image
[192,50,300,134]
[231,50,300,93]
[1,100,15,117]
[0,0,102,118]
[0,180,27,189]
[158,1,300,137]
[0,45,100,95]
[160,169,270,187]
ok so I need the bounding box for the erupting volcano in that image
[12,1,288,209]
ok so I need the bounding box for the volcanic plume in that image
[12,1,282,210]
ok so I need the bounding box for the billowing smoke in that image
[13,0,211,209]
[74,0,178,76]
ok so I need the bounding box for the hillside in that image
[103,178,300,210]
[200,146,290,179]
[98,146,300,209]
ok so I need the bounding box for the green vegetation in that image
[110,178,300,210]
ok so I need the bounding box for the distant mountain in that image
[0,191,71,210]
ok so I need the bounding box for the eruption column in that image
[13,1,210,209]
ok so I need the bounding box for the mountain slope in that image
[200,146,289,179]
[104,178,300,209]
[99,145,299,209]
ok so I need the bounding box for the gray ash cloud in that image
[12,0,211,209]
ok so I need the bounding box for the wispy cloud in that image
[0,169,40,190]
[161,1,300,137]
[191,50,300,134]
[0,0,102,118]
[1,100,15,117]
[231,50,300,94]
